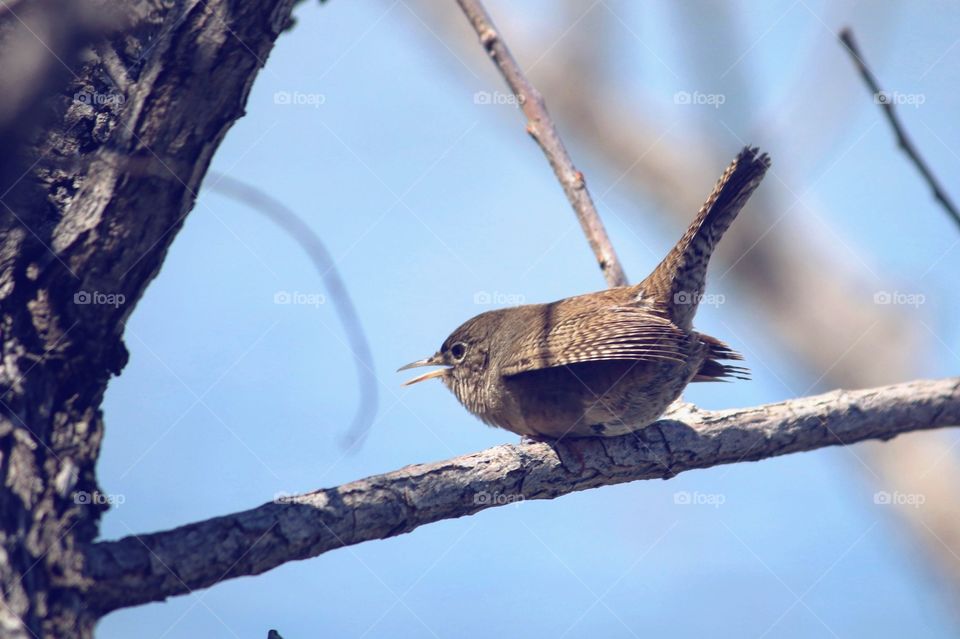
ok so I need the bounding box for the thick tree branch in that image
[86,376,960,613]
[455,0,627,287]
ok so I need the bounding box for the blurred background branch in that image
[205,173,379,450]
[840,27,960,230]
[0,0,127,194]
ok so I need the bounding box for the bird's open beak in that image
[398,354,449,386]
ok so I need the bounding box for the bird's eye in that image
[449,342,467,361]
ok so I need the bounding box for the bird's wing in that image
[501,304,688,377]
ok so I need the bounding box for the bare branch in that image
[839,27,960,231]
[455,0,628,287]
[86,377,960,613]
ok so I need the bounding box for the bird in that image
[400,146,770,439]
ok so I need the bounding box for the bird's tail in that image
[692,333,750,382]
[640,146,770,329]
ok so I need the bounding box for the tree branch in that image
[86,376,960,613]
[455,0,627,287]
[839,27,960,231]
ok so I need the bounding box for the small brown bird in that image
[401,147,770,439]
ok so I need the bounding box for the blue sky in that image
[97,1,960,636]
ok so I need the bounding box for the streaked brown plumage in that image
[401,147,771,438]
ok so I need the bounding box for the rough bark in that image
[85,377,960,613]
[0,0,297,635]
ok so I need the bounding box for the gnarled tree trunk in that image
[0,1,297,635]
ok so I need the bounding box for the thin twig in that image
[206,173,379,450]
[86,376,960,612]
[839,27,960,231]
[455,0,628,287]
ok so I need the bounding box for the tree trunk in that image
[0,0,297,635]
